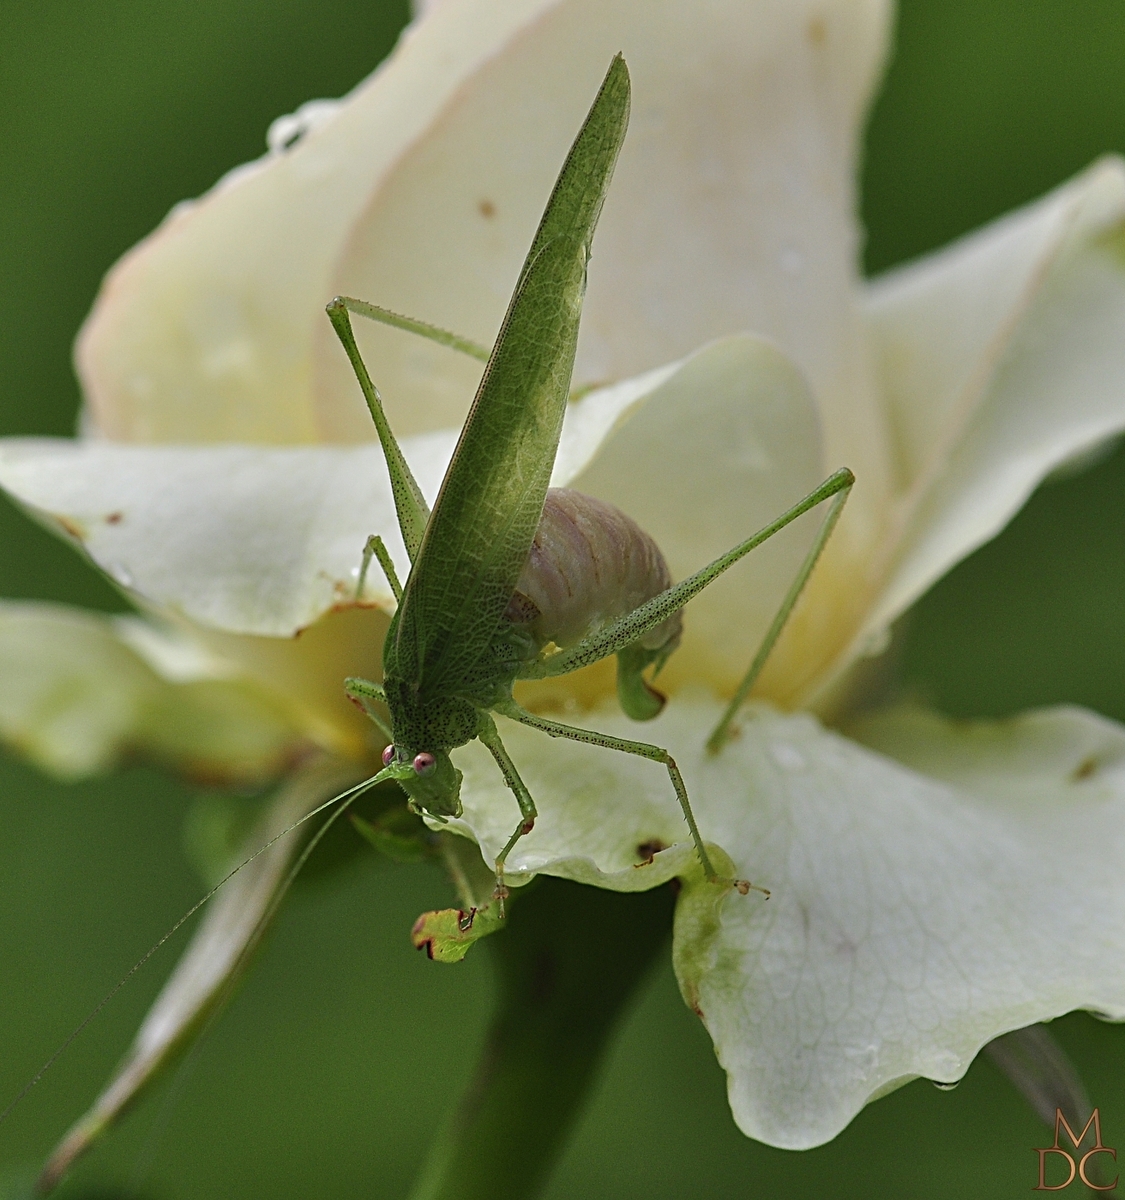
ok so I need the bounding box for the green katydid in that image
[326,55,854,898]
[4,55,863,1185]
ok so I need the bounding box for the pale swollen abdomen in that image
[512,488,682,659]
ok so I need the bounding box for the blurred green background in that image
[2,1,1125,1197]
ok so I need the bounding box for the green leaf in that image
[351,808,437,864]
[410,901,506,963]
[385,57,630,700]
[35,756,365,1191]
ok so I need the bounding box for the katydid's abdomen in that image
[509,488,681,720]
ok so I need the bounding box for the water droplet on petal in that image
[266,99,341,153]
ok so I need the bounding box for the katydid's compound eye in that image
[413,752,437,776]
[382,745,396,767]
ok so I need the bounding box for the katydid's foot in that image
[492,874,510,917]
[733,878,769,897]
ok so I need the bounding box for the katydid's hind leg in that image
[530,469,855,689]
[476,715,537,906]
[344,676,392,740]
[498,701,751,890]
[706,473,854,754]
[356,534,403,602]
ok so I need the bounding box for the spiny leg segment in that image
[344,676,392,742]
[332,296,491,363]
[495,699,725,884]
[476,714,537,902]
[480,470,852,890]
[326,298,430,560]
[356,534,403,602]
[707,470,853,751]
[526,469,855,685]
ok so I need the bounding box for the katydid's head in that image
[380,742,463,819]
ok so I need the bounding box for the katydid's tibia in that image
[328,56,854,898]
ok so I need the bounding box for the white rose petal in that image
[450,696,1125,1147]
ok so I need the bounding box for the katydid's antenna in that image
[0,770,386,1136]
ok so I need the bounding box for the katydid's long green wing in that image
[513,55,629,306]
[385,56,630,700]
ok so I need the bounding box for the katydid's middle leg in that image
[476,714,537,903]
[496,701,744,889]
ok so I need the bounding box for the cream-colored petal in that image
[2,335,820,678]
[854,158,1125,659]
[0,351,720,745]
[118,578,388,761]
[2,337,825,728]
[0,602,299,783]
[565,336,825,698]
[449,696,1125,1148]
[78,0,892,521]
[0,437,418,753]
[0,438,455,634]
[326,0,893,499]
[191,606,388,761]
[76,3,540,443]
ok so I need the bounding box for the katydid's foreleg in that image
[343,676,392,741]
[356,534,402,602]
[496,701,728,886]
[334,296,491,363]
[325,299,430,561]
[706,473,853,753]
[476,714,537,900]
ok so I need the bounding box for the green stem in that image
[407,876,676,1200]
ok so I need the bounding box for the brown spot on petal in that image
[55,515,86,541]
[1072,756,1100,781]
[105,511,123,525]
[478,199,496,218]
[636,838,667,866]
[807,15,826,44]
[681,980,705,1020]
